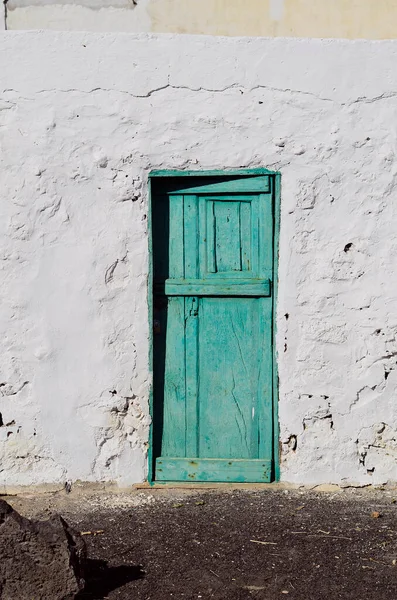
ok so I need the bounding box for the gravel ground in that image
[4,486,397,599]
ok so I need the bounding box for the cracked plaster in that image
[1,34,397,488]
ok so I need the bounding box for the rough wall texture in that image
[5,0,397,38]
[1,33,397,488]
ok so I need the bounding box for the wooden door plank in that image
[164,278,270,297]
[258,298,274,460]
[240,201,252,273]
[257,194,274,459]
[183,196,198,277]
[184,297,199,456]
[158,194,186,459]
[160,297,187,457]
[165,176,270,195]
[183,196,200,457]
[155,457,272,482]
[258,193,274,278]
[205,200,216,274]
[198,298,261,459]
[250,197,260,277]
[198,197,209,279]
[213,201,241,272]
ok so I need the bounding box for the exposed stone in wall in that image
[2,34,397,487]
[357,423,397,483]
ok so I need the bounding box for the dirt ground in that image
[4,485,397,600]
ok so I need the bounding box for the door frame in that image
[147,168,281,484]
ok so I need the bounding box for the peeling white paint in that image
[1,33,397,488]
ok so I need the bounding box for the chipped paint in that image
[1,33,397,488]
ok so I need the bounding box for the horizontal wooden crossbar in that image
[155,278,271,297]
[155,458,272,482]
[165,176,271,195]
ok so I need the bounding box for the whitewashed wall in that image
[1,33,397,489]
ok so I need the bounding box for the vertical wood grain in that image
[214,201,241,272]
[160,195,186,457]
[183,195,200,457]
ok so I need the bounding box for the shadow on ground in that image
[75,559,144,599]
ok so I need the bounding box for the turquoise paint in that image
[156,458,272,483]
[164,278,271,297]
[273,174,281,482]
[149,169,280,484]
[147,178,154,484]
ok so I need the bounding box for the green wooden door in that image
[152,174,275,482]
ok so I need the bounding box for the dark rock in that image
[0,499,86,600]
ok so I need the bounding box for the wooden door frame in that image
[147,168,281,484]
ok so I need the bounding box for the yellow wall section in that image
[148,0,397,39]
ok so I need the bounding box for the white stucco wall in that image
[1,33,397,489]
